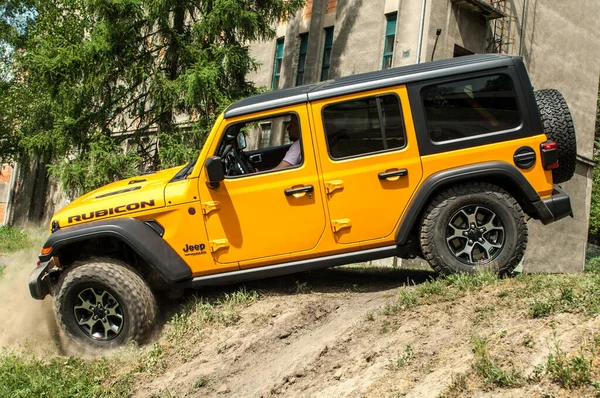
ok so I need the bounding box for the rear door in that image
[310,86,423,245]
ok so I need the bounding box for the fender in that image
[40,218,192,283]
[395,161,542,245]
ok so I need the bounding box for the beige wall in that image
[516,0,600,272]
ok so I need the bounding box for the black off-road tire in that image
[420,182,528,276]
[54,258,157,351]
[534,89,577,183]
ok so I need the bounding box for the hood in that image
[52,165,186,230]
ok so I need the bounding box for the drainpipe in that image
[3,163,17,225]
[416,0,427,63]
[519,0,528,56]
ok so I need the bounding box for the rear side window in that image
[322,94,406,159]
[422,74,521,142]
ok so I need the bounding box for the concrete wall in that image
[515,0,600,272]
[247,0,393,87]
[425,1,489,61]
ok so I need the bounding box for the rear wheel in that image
[420,182,527,275]
[534,89,577,183]
[54,259,157,351]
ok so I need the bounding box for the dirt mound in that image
[0,247,60,355]
[130,268,600,397]
[3,255,599,397]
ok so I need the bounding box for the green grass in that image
[0,264,5,280]
[386,344,414,371]
[135,343,166,374]
[0,350,131,397]
[472,337,525,388]
[521,274,600,318]
[168,287,259,342]
[545,349,591,389]
[0,226,30,253]
[380,271,501,316]
[585,256,600,274]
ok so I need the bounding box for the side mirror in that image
[237,133,247,150]
[205,156,224,189]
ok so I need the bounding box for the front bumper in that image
[533,185,573,225]
[28,260,54,300]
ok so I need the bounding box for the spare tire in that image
[534,89,577,183]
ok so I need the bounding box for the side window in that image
[421,74,521,142]
[322,94,406,159]
[216,114,302,177]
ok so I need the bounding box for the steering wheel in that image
[221,144,238,176]
[233,148,250,174]
[220,140,257,176]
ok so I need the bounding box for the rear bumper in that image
[533,185,573,225]
[28,261,53,300]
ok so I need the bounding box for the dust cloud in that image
[0,246,61,355]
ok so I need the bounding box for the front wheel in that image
[54,259,157,351]
[419,182,528,276]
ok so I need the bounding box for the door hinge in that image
[325,180,344,195]
[202,201,220,215]
[332,218,352,233]
[209,239,229,253]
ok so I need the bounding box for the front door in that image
[198,104,326,266]
[310,87,423,245]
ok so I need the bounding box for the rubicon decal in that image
[67,200,156,224]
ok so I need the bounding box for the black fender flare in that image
[40,218,192,283]
[395,161,542,245]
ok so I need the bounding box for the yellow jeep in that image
[29,54,575,349]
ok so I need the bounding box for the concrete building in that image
[247,0,600,272]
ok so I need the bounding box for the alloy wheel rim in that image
[445,205,505,266]
[73,287,124,341]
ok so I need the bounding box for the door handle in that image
[284,185,314,197]
[378,169,408,180]
[249,154,262,163]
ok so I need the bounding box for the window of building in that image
[320,27,334,81]
[322,94,406,159]
[382,13,397,69]
[296,34,309,86]
[272,38,284,90]
[421,74,521,142]
[259,123,272,148]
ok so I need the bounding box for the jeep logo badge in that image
[183,243,206,256]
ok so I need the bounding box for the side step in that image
[179,245,398,288]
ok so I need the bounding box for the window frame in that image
[321,92,407,161]
[320,27,334,81]
[259,122,272,148]
[407,68,531,156]
[296,33,309,86]
[272,38,285,91]
[215,111,304,179]
[382,12,397,70]
[420,72,523,144]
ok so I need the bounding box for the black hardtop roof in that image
[225,54,518,118]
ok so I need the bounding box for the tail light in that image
[541,141,559,170]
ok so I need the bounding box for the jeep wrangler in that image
[29,54,575,349]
